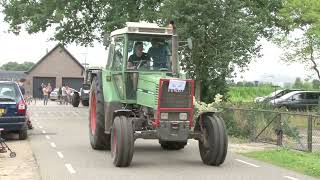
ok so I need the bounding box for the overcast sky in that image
[0,12,310,85]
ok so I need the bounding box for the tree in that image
[0,61,35,71]
[312,79,320,89]
[161,0,282,102]
[293,77,303,88]
[1,0,163,45]
[275,0,320,80]
[1,0,282,102]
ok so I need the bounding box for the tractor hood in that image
[136,72,192,109]
[137,73,167,109]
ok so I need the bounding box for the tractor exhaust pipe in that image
[170,21,178,76]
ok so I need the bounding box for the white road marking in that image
[65,164,76,174]
[57,152,64,159]
[45,135,50,140]
[284,176,299,180]
[235,159,260,167]
[42,130,46,134]
[50,142,56,148]
[39,126,43,129]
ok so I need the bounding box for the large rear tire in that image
[111,116,134,167]
[89,76,109,150]
[160,141,187,150]
[72,93,80,107]
[197,114,228,166]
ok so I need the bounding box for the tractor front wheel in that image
[111,116,134,167]
[197,114,228,166]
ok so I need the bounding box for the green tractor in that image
[88,22,227,167]
[72,68,101,107]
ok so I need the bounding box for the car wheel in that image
[19,128,28,140]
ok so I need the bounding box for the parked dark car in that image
[0,81,28,139]
[271,91,320,110]
[255,89,301,103]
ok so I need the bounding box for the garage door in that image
[33,77,56,98]
[62,77,84,91]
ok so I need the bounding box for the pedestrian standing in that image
[43,85,49,105]
[47,83,52,99]
[39,83,44,100]
[61,85,68,105]
[58,87,62,104]
[66,86,72,105]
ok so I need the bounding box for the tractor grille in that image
[159,80,193,108]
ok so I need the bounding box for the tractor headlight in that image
[179,113,188,120]
[161,113,169,119]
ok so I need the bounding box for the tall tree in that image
[1,0,163,45]
[161,0,282,102]
[275,0,320,80]
[1,0,282,102]
[293,77,303,88]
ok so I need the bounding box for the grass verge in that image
[243,149,320,178]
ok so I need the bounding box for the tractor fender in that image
[113,109,134,119]
[195,110,219,130]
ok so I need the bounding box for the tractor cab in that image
[105,22,178,101]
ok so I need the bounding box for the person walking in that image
[43,85,49,105]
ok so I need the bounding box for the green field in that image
[244,149,320,178]
[228,86,275,102]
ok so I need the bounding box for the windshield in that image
[0,83,18,102]
[127,35,172,71]
[267,90,283,97]
[279,91,297,100]
[82,84,90,90]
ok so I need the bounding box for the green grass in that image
[243,149,320,178]
[228,86,274,102]
[228,136,249,144]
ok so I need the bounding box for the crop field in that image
[228,86,275,102]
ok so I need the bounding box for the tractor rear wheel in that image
[197,114,228,166]
[72,93,80,107]
[159,141,187,150]
[82,100,89,106]
[89,76,109,150]
[111,116,134,167]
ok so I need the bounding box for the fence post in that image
[308,115,313,152]
[276,113,283,146]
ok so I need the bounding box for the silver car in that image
[49,88,59,101]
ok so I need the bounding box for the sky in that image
[0,12,311,85]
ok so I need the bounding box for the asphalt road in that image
[28,103,315,180]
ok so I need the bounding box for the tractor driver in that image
[148,38,170,69]
[127,41,151,70]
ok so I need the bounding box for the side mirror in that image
[187,38,193,49]
[103,33,111,48]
